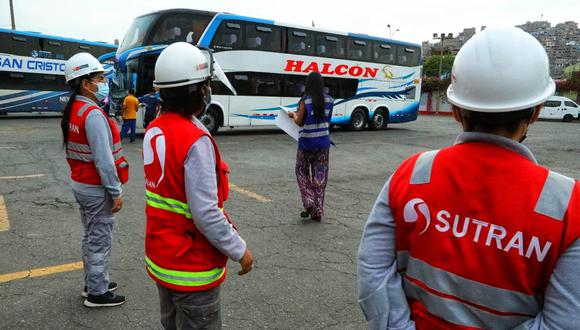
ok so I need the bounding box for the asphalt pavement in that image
[0,114,578,329]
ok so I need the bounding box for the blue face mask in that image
[90,81,109,102]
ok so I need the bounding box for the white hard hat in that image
[64,53,104,83]
[153,42,211,89]
[447,26,555,113]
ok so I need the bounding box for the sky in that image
[1,0,579,46]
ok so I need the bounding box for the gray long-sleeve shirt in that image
[183,117,246,262]
[357,132,580,330]
[70,96,122,198]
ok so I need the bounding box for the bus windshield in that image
[118,14,158,53]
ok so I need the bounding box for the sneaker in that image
[300,209,310,218]
[82,282,118,298]
[84,291,126,308]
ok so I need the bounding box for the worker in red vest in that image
[143,42,253,329]
[62,53,129,308]
[357,27,580,329]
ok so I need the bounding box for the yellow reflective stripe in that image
[146,256,225,287]
[146,190,192,218]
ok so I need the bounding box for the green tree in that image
[423,55,455,78]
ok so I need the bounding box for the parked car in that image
[539,96,579,122]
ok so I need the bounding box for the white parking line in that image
[0,174,46,180]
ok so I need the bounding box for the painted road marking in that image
[0,146,22,149]
[230,183,271,202]
[0,195,9,232]
[0,174,45,180]
[0,261,83,284]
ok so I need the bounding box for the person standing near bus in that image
[138,88,160,128]
[120,88,139,143]
[143,42,253,329]
[357,27,580,329]
[288,72,334,221]
[62,53,129,308]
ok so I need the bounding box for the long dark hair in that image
[304,72,325,120]
[60,72,98,147]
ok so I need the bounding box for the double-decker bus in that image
[0,28,116,114]
[114,9,422,133]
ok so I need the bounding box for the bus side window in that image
[228,73,252,95]
[347,38,371,62]
[245,24,281,52]
[373,42,396,64]
[316,34,346,59]
[288,30,314,55]
[254,73,281,96]
[211,21,242,50]
[397,46,421,66]
[283,74,306,97]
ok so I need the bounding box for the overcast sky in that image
[1,0,579,46]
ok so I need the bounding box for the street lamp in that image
[387,24,399,39]
[432,32,453,113]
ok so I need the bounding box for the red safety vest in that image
[144,112,232,292]
[66,97,128,185]
[389,141,580,329]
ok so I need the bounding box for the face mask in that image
[90,81,109,102]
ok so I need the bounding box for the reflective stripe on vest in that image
[535,170,575,221]
[404,276,530,328]
[145,190,192,219]
[405,256,539,314]
[410,150,439,184]
[145,256,225,287]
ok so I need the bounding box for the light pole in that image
[9,0,16,30]
[387,24,399,39]
[432,32,453,113]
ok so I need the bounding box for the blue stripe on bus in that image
[0,90,34,101]
[0,91,68,110]
[389,81,414,89]
[199,13,276,47]
[357,87,377,92]
[0,28,117,48]
[334,90,407,106]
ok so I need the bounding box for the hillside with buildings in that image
[422,20,580,79]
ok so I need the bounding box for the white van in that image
[539,96,579,122]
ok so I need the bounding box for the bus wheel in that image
[370,109,388,130]
[349,109,367,131]
[201,108,220,134]
[563,114,574,122]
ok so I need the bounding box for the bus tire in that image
[563,114,574,122]
[201,107,220,134]
[370,108,389,130]
[349,108,367,131]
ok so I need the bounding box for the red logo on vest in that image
[143,127,166,189]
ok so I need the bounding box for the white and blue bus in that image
[114,9,422,133]
[0,28,116,114]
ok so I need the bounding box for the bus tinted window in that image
[283,74,306,97]
[0,72,68,91]
[0,34,40,56]
[255,73,281,96]
[118,14,158,53]
[316,34,345,58]
[150,13,212,45]
[245,24,282,52]
[323,77,358,99]
[211,21,243,51]
[287,29,314,55]
[373,42,396,64]
[347,38,371,62]
[397,46,421,66]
